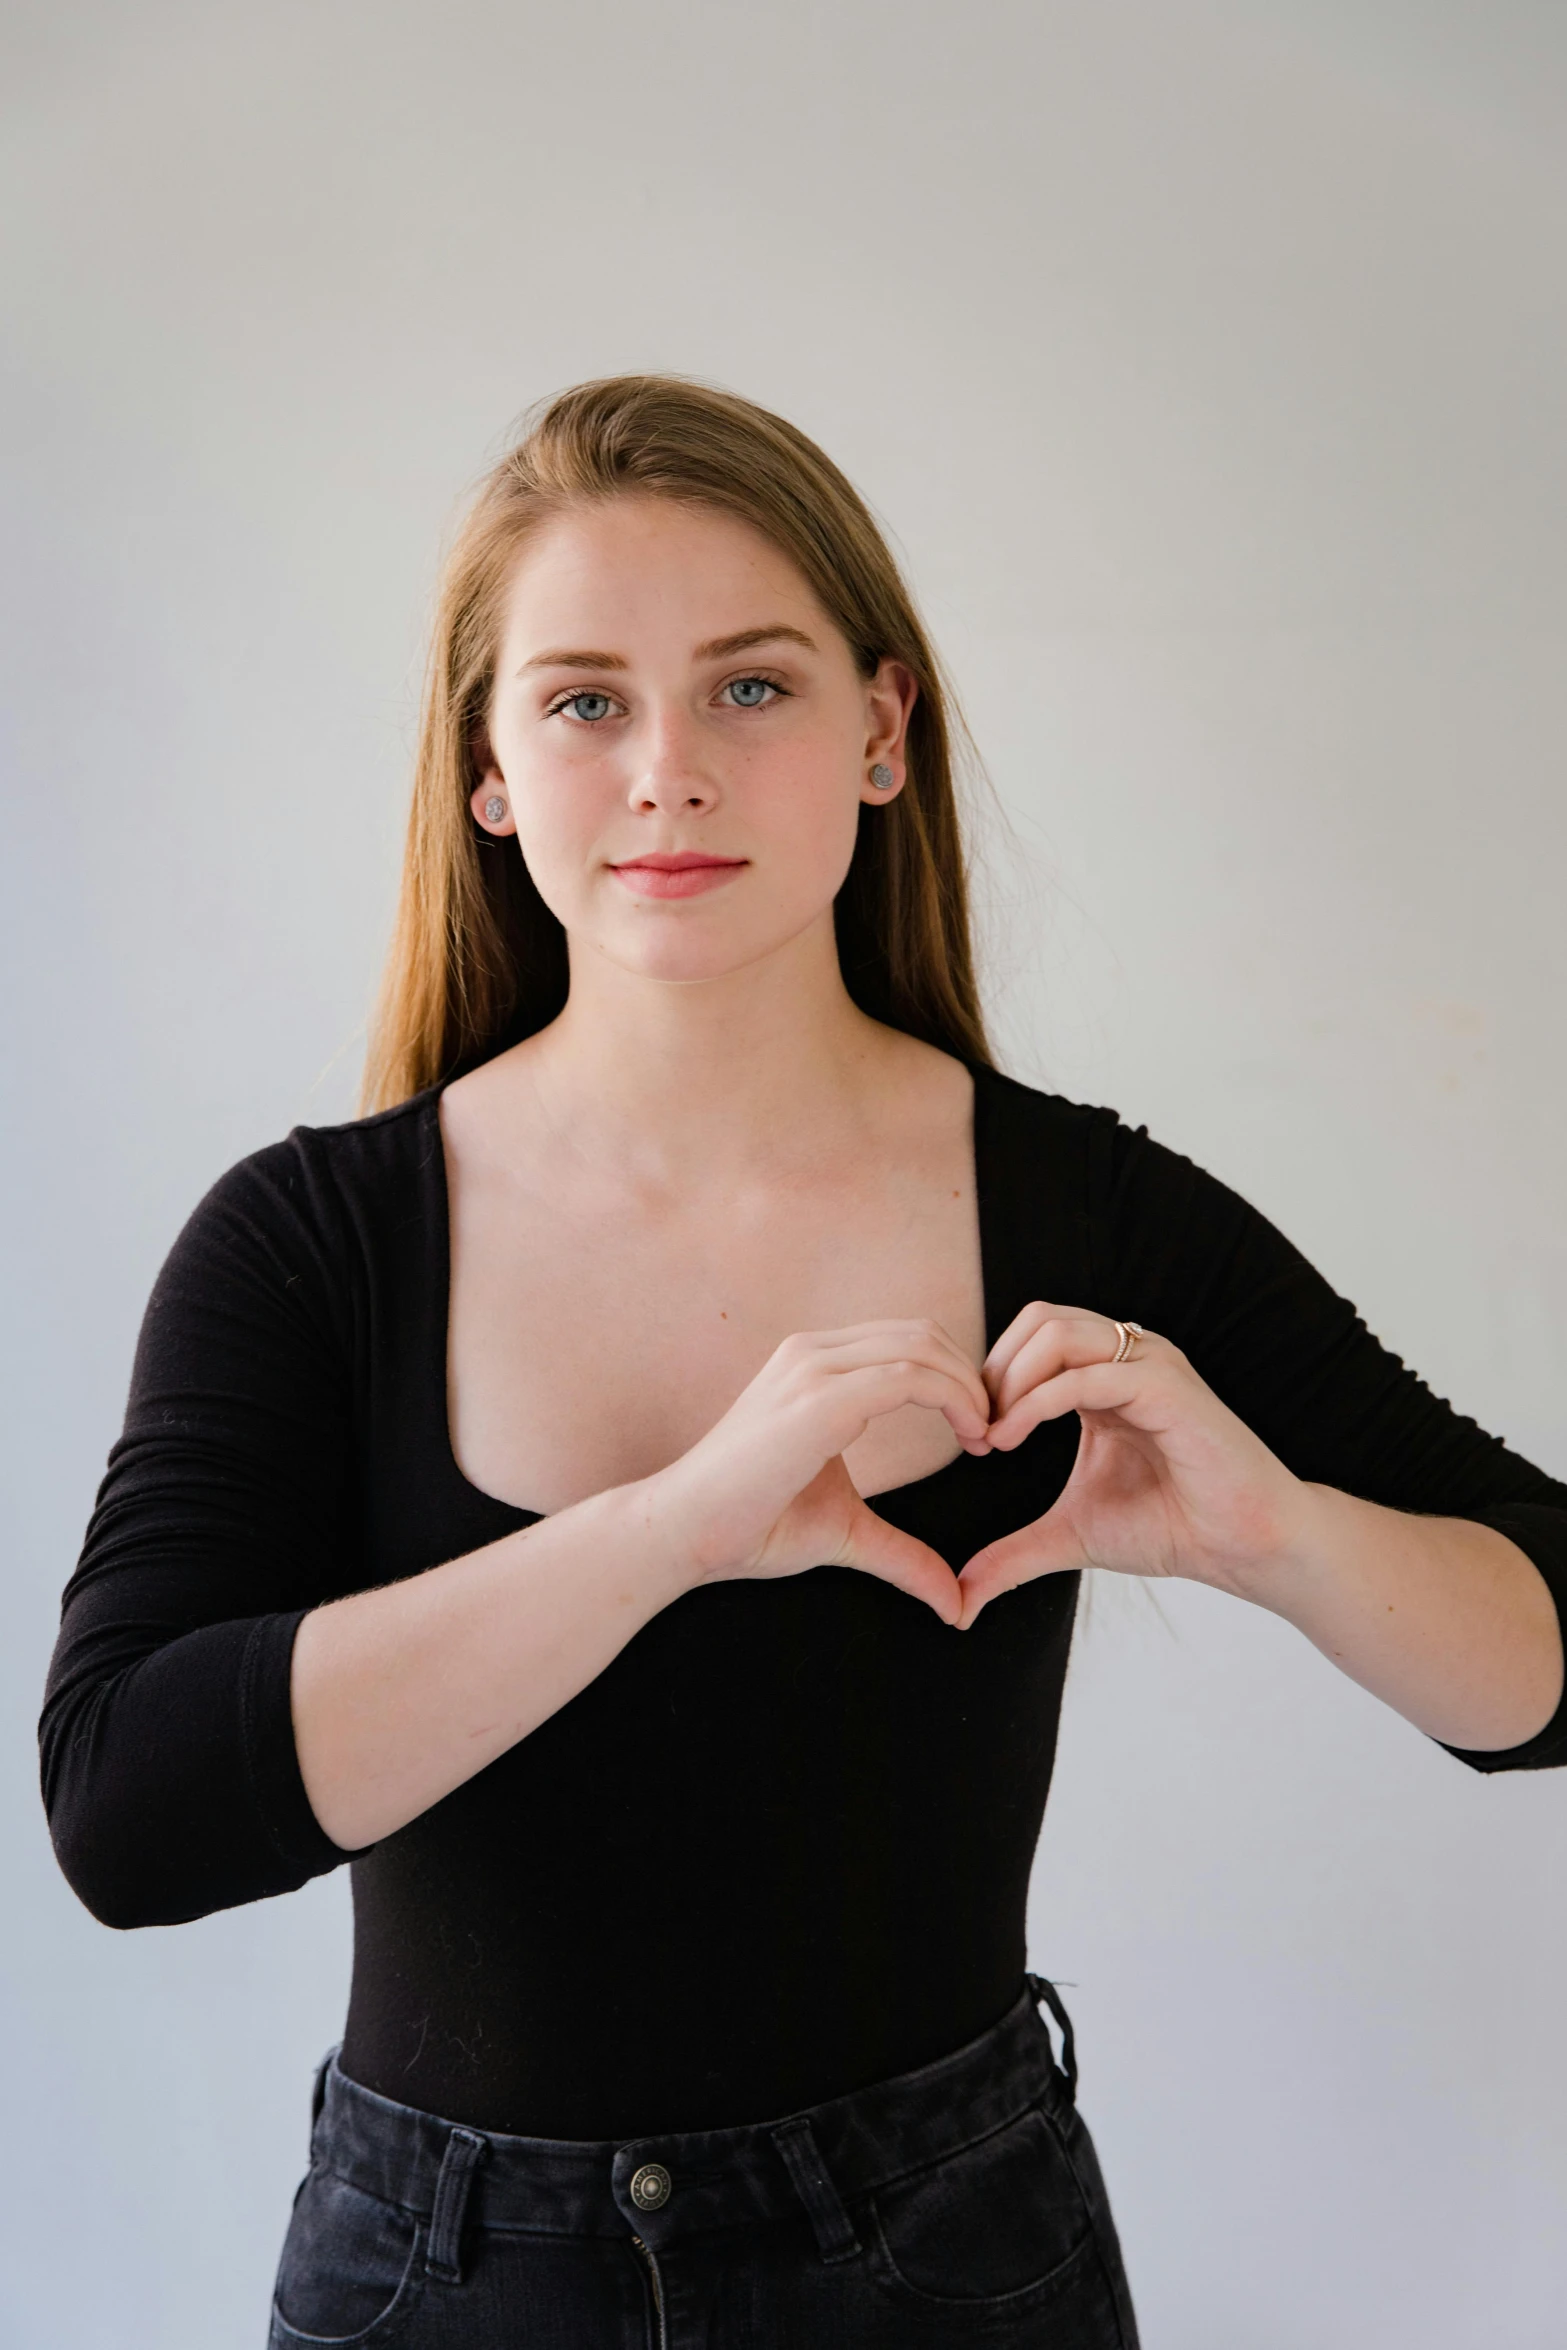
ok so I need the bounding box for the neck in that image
[517,914,902,1183]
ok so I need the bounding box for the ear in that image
[859,659,919,804]
[470,741,517,836]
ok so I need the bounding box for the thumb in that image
[958,1512,1085,1628]
[835,1500,963,1626]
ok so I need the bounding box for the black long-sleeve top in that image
[40,1063,1567,2138]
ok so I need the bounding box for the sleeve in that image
[1084,1112,1567,1774]
[39,1137,365,1928]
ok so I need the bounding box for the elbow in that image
[47,1809,184,1931]
[42,1773,332,1928]
[40,1720,175,1928]
[39,1677,240,1929]
[69,1884,166,1934]
[38,1664,343,1926]
[41,1735,221,1929]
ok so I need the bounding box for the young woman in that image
[43,377,1567,2349]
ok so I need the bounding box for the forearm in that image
[291,1476,694,1849]
[1239,1483,1564,1751]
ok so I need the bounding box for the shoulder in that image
[973,1064,1277,1316]
[197,1087,439,1217]
[972,1062,1111,1146]
[152,1089,444,1329]
[975,1063,1231,1204]
[972,1062,1138,1210]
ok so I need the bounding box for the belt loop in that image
[424,2126,490,2284]
[1027,1973,1078,2100]
[770,2117,862,2264]
[309,2046,336,2142]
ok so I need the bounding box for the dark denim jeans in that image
[268,1977,1140,2347]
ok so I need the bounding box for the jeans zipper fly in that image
[631,2233,667,2349]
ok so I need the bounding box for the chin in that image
[618,940,779,986]
[601,910,806,987]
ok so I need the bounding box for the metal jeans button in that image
[629,2161,672,2211]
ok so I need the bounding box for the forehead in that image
[497,495,834,652]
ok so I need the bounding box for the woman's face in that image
[475,496,914,988]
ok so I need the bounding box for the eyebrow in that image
[520,648,629,672]
[518,624,818,676]
[692,625,819,661]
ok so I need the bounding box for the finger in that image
[835,1500,964,1625]
[980,1301,1057,1400]
[988,1309,1129,1420]
[795,1328,991,1440]
[810,1319,992,1424]
[957,1515,1085,1627]
[810,1316,972,1353]
[986,1356,1173,1451]
[828,1360,994,1445]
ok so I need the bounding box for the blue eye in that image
[724,676,776,708]
[559,691,614,722]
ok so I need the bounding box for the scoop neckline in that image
[425,1056,1004,1526]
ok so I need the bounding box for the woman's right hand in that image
[646,1321,994,1625]
[290,1321,991,1849]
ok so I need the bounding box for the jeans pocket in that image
[868,2099,1094,2308]
[270,2164,428,2346]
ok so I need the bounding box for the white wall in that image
[3,2,1564,2341]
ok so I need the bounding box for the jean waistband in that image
[307,1976,1076,2260]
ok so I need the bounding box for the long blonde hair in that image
[362,375,994,1110]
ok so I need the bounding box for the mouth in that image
[609,852,749,901]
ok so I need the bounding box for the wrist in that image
[1223,1479,1347,1613]
[633,1450,768,1589]
[592,1465,711,1603]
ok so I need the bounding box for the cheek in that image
[503,748,611,887]
[751,751,864,897]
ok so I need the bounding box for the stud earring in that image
[870,765,895,791]
[482,796,508,823]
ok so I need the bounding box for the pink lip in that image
[611,853,748,900]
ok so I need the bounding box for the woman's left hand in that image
[958,1303,1308,1629]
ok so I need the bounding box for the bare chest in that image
[444,1134,986,1517]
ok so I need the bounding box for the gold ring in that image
[1110,1320,1144,1365]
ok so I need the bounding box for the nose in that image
[628,704,719,817]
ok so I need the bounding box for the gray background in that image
[3,1,1565,2341]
